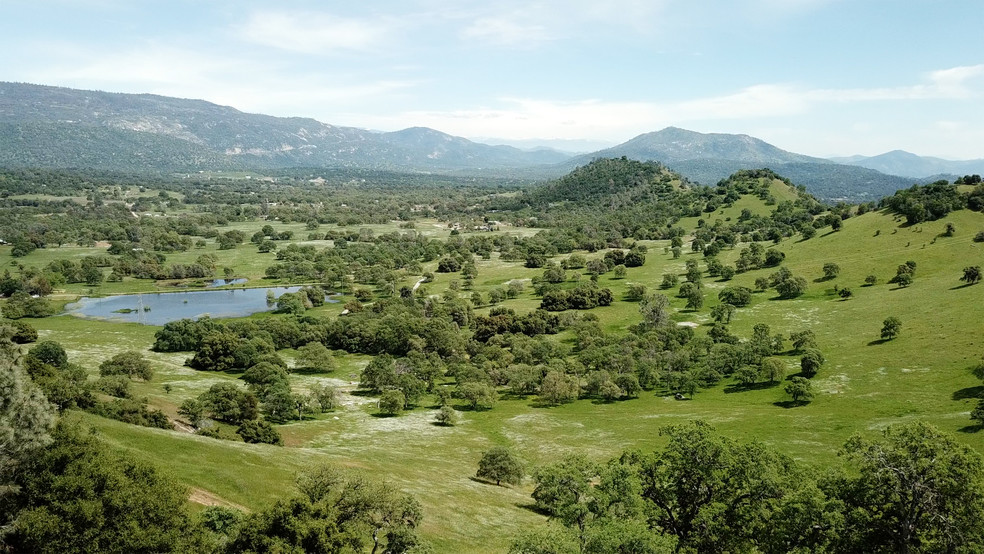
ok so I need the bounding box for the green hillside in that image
[4,163,984,551]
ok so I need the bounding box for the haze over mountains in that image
[831,150,984,179]
[0,82,979,201]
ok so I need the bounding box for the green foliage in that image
[237,419,283,445]
[509,523,580,554]
[434,405,457,426]
[379,389,407,415]
[785,376,814,403]
[800,349,825,377]
[835,422,984,552]
[98,350,153,380]
[228,463,424,553]
[294,341,336,372]
[88,398,171,429]
[477,446,524,486]
[538,371,580,405]
[639,293,672,328]
[26,340,67,368]
[882,180,965,224]
[200,382,259,424]
[456,381,497,410]
[4,422,207,553]
[961,266,982,285]
[881,316,903,340]
[717,285,752,307]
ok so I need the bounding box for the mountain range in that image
[831,150,984,179]
[0,82,979,201]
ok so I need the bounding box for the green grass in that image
[14,201,984,552]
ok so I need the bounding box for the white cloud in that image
[460,17,552,47]
[808,64,984,102]
[452,0,671,47]
[235,10,394,55]
[20,42,419,118]
[347,64,984,150]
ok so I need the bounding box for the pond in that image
[207,278,248,287]
[64,287,313,326]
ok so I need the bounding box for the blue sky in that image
[3,0,983,158]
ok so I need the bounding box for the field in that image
[8,183,984,552]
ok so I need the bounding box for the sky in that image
[2,0,983,158]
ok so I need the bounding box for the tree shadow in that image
[469,476,511,488]
[867,338,890,346]
[291,366,333,375]
[950,283,978,290]
[724,381,779,394]
[516,502,550,516]
[370,412,398,418]
[952,386,984,401]
[957,425,983,434]
[773,400,810,409]
[589,397,618,405]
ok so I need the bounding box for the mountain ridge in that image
[0,82,570,173]
[829,149,984,178]
[0,81,976,201]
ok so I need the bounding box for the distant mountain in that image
[562,127,927,201]
[568,127,826,168]
[0,82,570,173]
[377,127,568,167]
[830,150,984,179]
[0,82,968,201]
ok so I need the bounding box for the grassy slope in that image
[13,183,984,552]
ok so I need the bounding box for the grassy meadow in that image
[8,183,984,552]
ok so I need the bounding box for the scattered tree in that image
[785,377,814,403]
[880,317,902,340]
[477,446,525,486]
[961,266,982,285]
[800,348,825,377]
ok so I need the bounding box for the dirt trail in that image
[188,488,250,512]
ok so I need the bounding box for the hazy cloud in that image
[235,10,395,55]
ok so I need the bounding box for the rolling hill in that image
[561,127,922,201]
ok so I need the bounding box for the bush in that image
[477,446,524,486]
[236,420,282,445]
[718,286,753,307]
[378,389,406,415]
[99,351,153,380]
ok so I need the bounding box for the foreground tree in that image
[833,422,984,553]
[637,420,797,552]
[1,329,56,505]
[229,464,424,553]
[477,446,525,486]
[4,423,207,553]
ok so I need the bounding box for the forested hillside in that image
[2,159,984,552]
